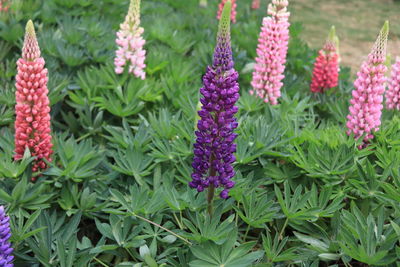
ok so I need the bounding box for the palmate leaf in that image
[236,117,290,164]
[305,184,345,219]
[46,135,105,182]
[290,141,357,183]
[93,89,145,117]
[1,177,54,214]
[262,232,298,263]
[338,204,398,265]
[274,182,319,222]
[183,205,235,244]
[111,145,154,186]
[109,185,167,215]
[233,190,279,228]
[189,230,263,267]
[104,120,152,150]
[348,160,386,199]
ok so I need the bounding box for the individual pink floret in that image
[217,0,237,23]
[346,21,389,146]
[250,0,290,105]
[14,20,53,177]
[114,0,146,79]
[385,57,400,110]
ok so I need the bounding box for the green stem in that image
[243,224,251,241]
[279,218,289,240]
[93,257,109,267]
[76,132,91,142]
[173,212,183,230]
[131,213,192,246]
[207,184,215,217]
[235,201,240,226]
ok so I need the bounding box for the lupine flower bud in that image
[190,1,239,199]
[0,0,10,12]
[252,0,260,9]
[0,206,13,267]
[346,21,389,146]
[114,0,146,79]
[14,20,53,176]
[250,0,290,105]
[310,26,340,93]
[385,57,400,110]
[217,0,237,24]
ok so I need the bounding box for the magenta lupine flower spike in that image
[346,21,389,146]
[310,26,340,93]
[217,0,237,24]
[0,206,13,267]
[14,20,53,177]
[385,57,400,110]
[250,0,290,105]
[189,1,239,200]
[252,0,260,9]
[114,0,146,79]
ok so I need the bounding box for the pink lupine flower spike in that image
[114,0,146,79]
[346,21,389,147]
[250,0,290,105]
[14,20,53,177]
[386,57,400,110]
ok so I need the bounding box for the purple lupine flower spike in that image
[0,206,13,267]
[189,1,239,199]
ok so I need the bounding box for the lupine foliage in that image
[0,1,399,266]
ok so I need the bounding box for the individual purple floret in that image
[189,1,239,199]
[0,206,13,267]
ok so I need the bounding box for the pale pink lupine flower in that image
[114,0,146,79]
[346,21,389,146]
[250,0,290,105]
[385,57,400,110]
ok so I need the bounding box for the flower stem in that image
[207,184,215,217]
[93,257,109,267]
[279,218,289,240]
[131,212,192,246]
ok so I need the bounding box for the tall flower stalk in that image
[217,0,237,24]
[189,1,239,215]
[0,206,13,267]
[14,20,53,176]
[310,26,340,93]
[346,21,389,146]
[385,57,400,110]
[250,0,290,105]
[114,0,146,79]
